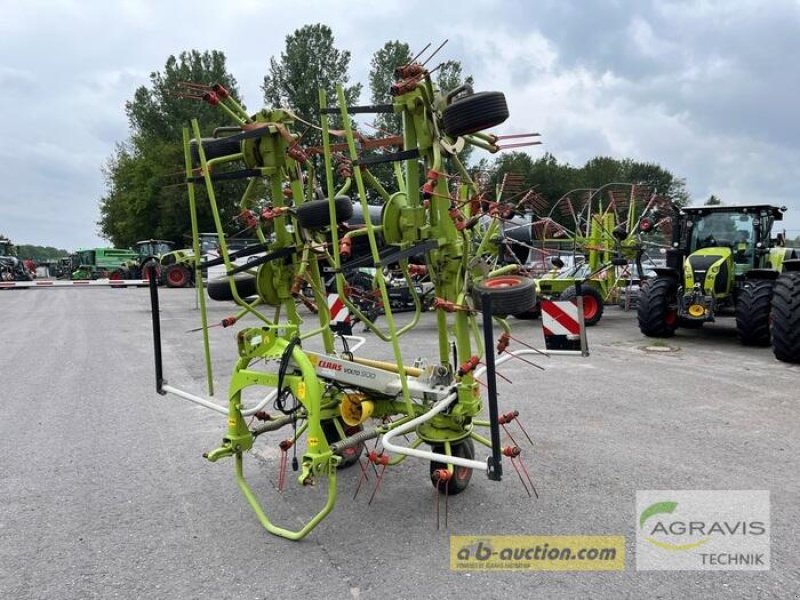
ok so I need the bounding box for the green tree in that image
[98,50,244,247]
[262,24,361,136]
[705,194,722,205]
[368,40,411,135]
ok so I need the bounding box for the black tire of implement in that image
[295,197,354,230]
[189,136,242,167]
[165,264,191,288]
[207,273,257,301]
[321,419,364,469]
[735,279,773,346]
[430,438,475,496]
[637,277,678,337]
[559,285,605,326]
[442,91,509,137]
[771,271,800,363]
[472,275,536,316]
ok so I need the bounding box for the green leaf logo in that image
[640,501,678,528]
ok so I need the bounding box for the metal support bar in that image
[147,268,166,395]
[480,292,503,481]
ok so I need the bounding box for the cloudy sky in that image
[2,0,799,250]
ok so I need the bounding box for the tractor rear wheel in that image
[472,275,536,316]
[442,92,509,137]
[165,264,191,288]
[295,197,354,230]
[559,285,604,326]
[736,280,773,346]
[637,277,678,337]
[321,419,364,469]
[430,438,475,496]
[771,271,800,363]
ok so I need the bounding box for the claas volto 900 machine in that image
[143,47,577,540]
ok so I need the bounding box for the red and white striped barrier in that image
[328,293,353,334]
[540,299,588,354]
[0,279,149,289]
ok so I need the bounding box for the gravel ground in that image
[1,287,798,599]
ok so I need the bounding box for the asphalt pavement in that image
[1,287,798,599]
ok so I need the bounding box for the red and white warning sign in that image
[540,299,587,353]
[328,293,352,334]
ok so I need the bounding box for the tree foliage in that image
[487,152,689,213]
[98,51,244,247]
[368,40,411,135]
[262,24,361,133]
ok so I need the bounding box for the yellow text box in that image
[451,535,625,571]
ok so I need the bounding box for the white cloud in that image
[2,0,800,247]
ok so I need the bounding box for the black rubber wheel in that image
[430,438,475,496]
[736,280,773,346]
[165,264,191,288]
[771,271,800,363]
[559,285,605,326]
[189,136,242,167]
[207,273,257,301]
[321,419,364,469]
[637,277,679,337]
[442,92,509,137]
[472,275,536,316]
[295,197,354,230]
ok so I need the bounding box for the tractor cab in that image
[135,240,175,261]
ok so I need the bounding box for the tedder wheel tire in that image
[321,419,364,469]
[189,136,242,167]
[637,277,678,337]
[165,264,191,288]
[295,197,354,230]
[736,279,773,346]
[559,285,604,326]
[430,438,475,496]
[442,92,509,137]
[207,273,257,301]
[472,275,536,316]
[771,271,800,363]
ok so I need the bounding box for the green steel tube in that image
[337,85,413,415]
[183,127,214,395]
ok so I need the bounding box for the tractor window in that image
[688,212,759,265]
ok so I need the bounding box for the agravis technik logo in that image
[636,491,770,571]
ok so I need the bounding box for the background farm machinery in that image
[148,53,567,540]
[0,238,34,282]
[483,182,671,324]
[636,203,800,363]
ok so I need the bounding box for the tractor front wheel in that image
[165,264,191,288]
[637,277,679,337]
[559,285,604,326]
[430,438,475,496]
[736,279,773,346]
[771,271,800,363]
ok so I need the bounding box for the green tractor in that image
[117,240,195,287]
[637,204,800,363]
